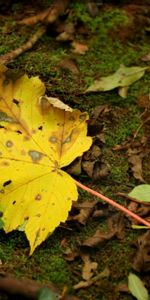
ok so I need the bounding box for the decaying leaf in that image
[0,65,92,254]
[132,230,150,272]
[71,41,89,55]
[74,267,110,290]
[81,253,98,281]
[129,184,150,203]
[58,58,79,75]
[82,213,125,247]
[127,148,145,182]
[69,199,97,224]
[85,65,148,97]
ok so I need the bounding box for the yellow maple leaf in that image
[0,65,92,254]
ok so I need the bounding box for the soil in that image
[0,0,150,299]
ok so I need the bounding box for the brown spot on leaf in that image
[49,136,57,143]
[24,216,29,221]
[0,211,3,217]
[24,136,30,141]
[0,189,4,194]
[6,140,13,148]
[79,113,87,121]
[1,161,9,166]
[35,194,42,201]
[12,200,16,205]
[28,150,43,162]
[36,213,41,217]
[42,228,45,231]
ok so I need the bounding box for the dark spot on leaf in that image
[0,189,4,194]
[3,180,12,187]
[35,194,42,201]
[6,140,13,148]
[16,130,22,134]
[0,125,4,129]
[0,211,3,217]
[38,126,43,131]
[28,150,43,162]
[13,99,19,106]
[12,200,16,205]
[79,113,86,121]
[24,216,29,221]
[49,136,57,143]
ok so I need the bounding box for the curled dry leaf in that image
[39,95,73,112]
[58,58,79,74]
[127,148,145,182]
[141,51,150,61]
[74,267,110,290]
[82,213,125,247]
[132,230,150,272]
[70,199,97,225]
[81,253,98,281]
[82,144,110,180]
[71,41,89,55]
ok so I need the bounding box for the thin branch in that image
[0,26,46,65]
[0,0,70,65]
[75,180,150,228]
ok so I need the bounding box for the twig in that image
[75,180,150,228]
[0,26,46,65]
[0,273,60,299]
[19,0,70,26]
[0,0,70,65]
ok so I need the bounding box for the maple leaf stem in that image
[75,180,150,228]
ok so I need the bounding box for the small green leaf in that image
[85,65,148,96]
[37,287,60,300]
[129,184,150,203]
[128,273,149,300]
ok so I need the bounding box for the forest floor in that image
[0,0,150,299]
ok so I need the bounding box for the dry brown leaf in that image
[81,254,98,281]
[71,41,89,54]
[127,148,145,182]
[59,58,79,74]
[74,267,110,290]
[141,51,150,61]
[132,230,150,272]
[67,157,82,176]
[70,199,97,225]
[82,213,125,247]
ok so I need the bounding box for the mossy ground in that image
[0,1,150,299]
